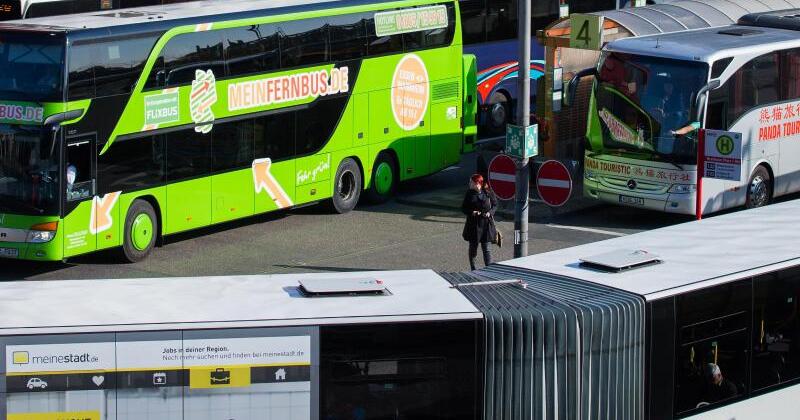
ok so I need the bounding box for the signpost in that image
[569,14,604,50]
[536,160,573,207]
[696,129,743,220]
[511,0,532,258]
[505,124,538,160]
[488,154,517,201]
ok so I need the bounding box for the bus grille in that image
[443,267,645,420]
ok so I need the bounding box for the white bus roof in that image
[501,200,800,300]
[605,24,800,64]
[0,270,481,336]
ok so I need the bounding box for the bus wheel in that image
[487,91,510,135]
[331,158,362,214]
[122,200,158,263]
[365,152,397,204]
[746,166,772,209]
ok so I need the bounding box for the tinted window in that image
[166,128,211,181]
[365,16,403,56]
[69,35,160,100]
[254,112,295,162]
[328,13,368,61]
[713,53,779,128]
[0,0,22,21]
[320,321,479,420]
[279,18,329,69]
[781,49,800,101]
[149,31,225,89]
[569,0,616,14]
[98,135,165,193]
[26,0,97,18]
[459,0,485,44]
[711,57,733,79]
[224,24,281,78]
[295,97,346,156]
[212,119,254,172]
[486,0,516,41]
[675,281,750,415]
[753,267,800,391]
[532,0,558,31]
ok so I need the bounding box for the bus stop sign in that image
[488,154,517,201]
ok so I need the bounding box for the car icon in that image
[26,378,47,390]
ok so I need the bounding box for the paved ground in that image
[3,152,696,281]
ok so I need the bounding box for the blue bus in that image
[459,0,616,136]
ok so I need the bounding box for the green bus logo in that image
[716,135,735,156]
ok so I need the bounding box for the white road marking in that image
[546,223,627,237]
[538,178,571,188]
[489,172,516,182]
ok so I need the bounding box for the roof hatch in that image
[718,28,762,36]
[298,277,391,297]
[579,249,661,273]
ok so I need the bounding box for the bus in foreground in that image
[579,9,800,215]
[0,0,477,262]
[0,0,191,21]
[2,198,799,419]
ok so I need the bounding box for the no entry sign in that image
[488,154,516,200]
[537,160,573,207]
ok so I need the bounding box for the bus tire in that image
[365,152,397,204]
[746,165,772,209]
[331,158,362,214]
[121,199,158,263]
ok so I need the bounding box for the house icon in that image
[275,368,287,381]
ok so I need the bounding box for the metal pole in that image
[514,0,531,258]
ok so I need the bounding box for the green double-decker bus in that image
[0,0,478,262]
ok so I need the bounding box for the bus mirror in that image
[156,70,167,87]
[694,79,721,122]
[564,67,598,108]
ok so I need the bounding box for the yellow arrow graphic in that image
[90,191,121,235]
[252,158,293,209]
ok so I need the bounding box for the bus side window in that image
[328,13,369,62]
[365,16,403,57]
[459,0,486,45]
[158,31,226,88]
[224,24,281,78]
[780,49,800,101]
[486,0,517,42]
[254,112,295,162]
[279,18,329,69]
[752,267,800,391]
[674,280,751,416]
[65,137,95,202]
[212,119,254,173]
[532,0,557,33]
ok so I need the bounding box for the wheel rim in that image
[490,102,507,128]
[338,171,356,201]
[131,213,154,251]
[374,162,394,195]
[749,175,769,208]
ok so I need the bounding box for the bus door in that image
[398,83,431,178]
[62,133,101,257]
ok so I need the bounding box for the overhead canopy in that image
[544,0,800,46]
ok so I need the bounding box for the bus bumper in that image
[583,177,696,215]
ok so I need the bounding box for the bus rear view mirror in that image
[564,67,598,108]
[694,79,722,122]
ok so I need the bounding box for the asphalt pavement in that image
[2,152,693,281]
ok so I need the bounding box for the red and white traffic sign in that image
[488,154,516,200]
[537,160,573,207]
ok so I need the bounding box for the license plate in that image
[619,195,645,206]
[0,247,19,258]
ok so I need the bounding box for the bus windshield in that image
[0,124,60,215]
[595,52,708,165]
[0,31,65,102]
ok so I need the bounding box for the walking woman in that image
[462,173,498,270]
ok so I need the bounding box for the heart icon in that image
[92,375,104,387]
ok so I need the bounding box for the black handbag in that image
[490,215,502,247]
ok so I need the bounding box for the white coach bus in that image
[1,200,799,419]
[576,8,800,215]
[0,0,188,20]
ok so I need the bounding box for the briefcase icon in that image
[209,368,231,385]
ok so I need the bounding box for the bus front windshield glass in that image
[0,124,60,215]
[0,32,65,102]
[595,52,708,165]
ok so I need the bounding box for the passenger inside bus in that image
[698,363,738,406]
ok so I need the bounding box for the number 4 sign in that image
[569,14,604,50]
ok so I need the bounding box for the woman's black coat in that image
[461,188,497,243]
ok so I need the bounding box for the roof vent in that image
[579,249,661,273]
[298,277,391,297]
[718,28,762,36]
[93,10,159,18]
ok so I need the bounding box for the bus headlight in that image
[668,184,695,194]
[27,222,58,243]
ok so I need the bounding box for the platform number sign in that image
[570,14,604,50]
